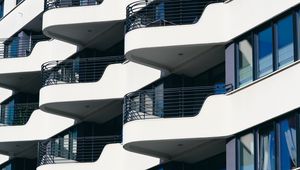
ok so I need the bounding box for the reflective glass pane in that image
[277,15,294,68]
[240,133,255,170]
[258,27,273,78]
[279,116,297,169]
[259,127,276,170]
[238,36,253,87]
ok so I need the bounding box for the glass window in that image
[239,133,255,170]
[259,127,276,170]
[277,15,294,68]
[279,116,297,169]
[237,36,253,87]
[258,27,273,78]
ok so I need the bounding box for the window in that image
[257,27,273,78]
[259,127,276,170]
[239,133,255,170]
[237,36,253,87]
[277,15,294,68]
[279,116,297,169]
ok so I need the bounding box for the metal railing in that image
[41,56,125,86]
[0,103,38,126]
[38,135,122,166]
[123,84,232,123]
[45,0,103,10]
[0,35,49,59]
[126,0,224,32]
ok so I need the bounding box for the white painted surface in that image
[125,0,300,54]
[37,143,159,170]
[0,39,77,74]
[3,0,17,16]
[39,62,161,106]
[43,0,125,30]
[0,0,44,38]
[123,61,300,144]
[0,109,74,142]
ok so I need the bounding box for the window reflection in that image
[259,127,276,170]
[279,116,297,169]
[240,133,255,170]
[277,15,294,68]
[238,36,253,87]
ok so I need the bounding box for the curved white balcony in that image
[123,61,300,161]
[37,143,159,170]
[125,0,300,72]
[0,39,77,92]
[39,61,161,121]
[43,0,125,49]
[0,109,74,158]
[0,0,45,39]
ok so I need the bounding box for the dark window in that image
[0,0,3,18]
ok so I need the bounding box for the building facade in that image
[0,0,298,169]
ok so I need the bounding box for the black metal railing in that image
[0,103,38,126]
[123,84,232,123]
[0,35,49,59]
[126,0,224,32]
[41,56,125,86]
[45,0,103,10]
[38,135,121,166]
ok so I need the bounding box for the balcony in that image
[41,56,125,86]
[38,135,121,165]
[123,61,300,162]
[0,38,77,93]
[37,136,158,170]
[124,84,232,123]
[0,109,74,158]
[126,0,224,32]
[125,0,300,73]
[39,61,161,121]
[42,0,125,49]
[0,102,38,126]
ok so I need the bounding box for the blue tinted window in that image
[277,15,294,68]
[258,27,273,78]
[259,127,276,170]
[279,116,297,169]
[0,1,3,18]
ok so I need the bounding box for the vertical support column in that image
[225,43,236,89]
[226,138,237,170]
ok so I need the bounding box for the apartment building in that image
[0,0,298,169]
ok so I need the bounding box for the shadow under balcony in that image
[43,0,125,49]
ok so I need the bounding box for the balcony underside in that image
[127,44,225,76]
[0,72,40,93]
[41,99,123,122]
[0,141,37,159]
[43,0,125,49]
[43,21,124,50]
[124,60,300,160]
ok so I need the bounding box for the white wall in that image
[125,0,300,54]
[0,87,12,103]
[0,39,77,74]
[124,61,300,145]
[0,0,44,38]
[40,62,160,106]
[37,144,159,170]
